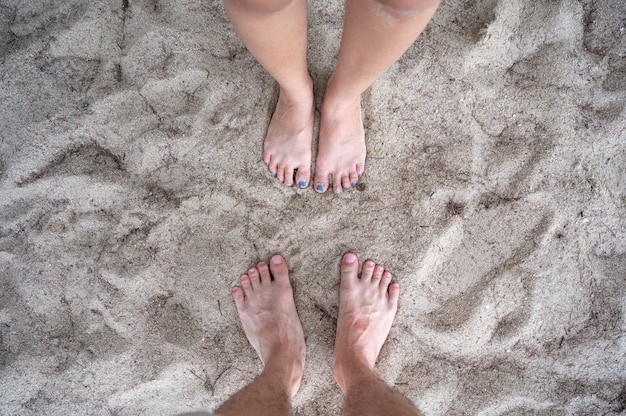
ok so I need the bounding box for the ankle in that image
[264,353,304,397]
[279,76,314,102]
[333,354,375,393]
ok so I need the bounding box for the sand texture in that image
[1,0,625,414]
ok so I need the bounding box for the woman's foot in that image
[333,252,399,393]
[232,255,306,397]
[314,79,366,194]
[263,83,314,188]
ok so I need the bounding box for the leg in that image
[315,0,441,193]
[223,0,313,187]
[216,255,306,416]
[334,253,423,416]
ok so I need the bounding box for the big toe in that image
[295,167,311,189]
[270,254,290,284]
[340,252,359,284]
[313,171,330,193]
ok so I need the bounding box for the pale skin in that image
[214,253,422,416]
[223,0,441,193]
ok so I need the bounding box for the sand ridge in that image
[0,0,624,415]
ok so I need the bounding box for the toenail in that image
[272,172,277,177]
[298,180,307,188]
[271,256,282,265]
[351,182,357,187]
[344,253,357,264]
[358,173,363,178]
[344,187,350,191]
[316,183,325,192]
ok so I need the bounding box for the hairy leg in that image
[315,0,441,193]
[334,253,422,416]
[224,0,313,187]
[216,255,306,416]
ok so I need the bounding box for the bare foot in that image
[263,84,314,188]
[314,80,366,194]
[232,255,306,397]
[333,253,400,393]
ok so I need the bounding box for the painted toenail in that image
[344,253,357,264]
[272,172,277,177]
[271,256,282,265]
[316,183,325,192]
[351,182,357,187]
[358,173,363,178]
[298,180,307,188]
[344,187,351,191]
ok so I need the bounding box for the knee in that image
[226,0,295,14]
[372,0,441,18]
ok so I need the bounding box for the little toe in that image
[267,157,277,176]
[360,260,375,281]
[340,252,360,285]
[269,255,290,284]
[257,262,271,284]
[232,286,245,305]
[388,282,400,305]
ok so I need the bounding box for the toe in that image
[349,171,359,188]
[313,171,329,193]
[276,165,285,183]
[283,166,295,187]
[248,268,260,288]
[240,274,252,292]
[232,286,245,306]
[341,175,352,191]
[296,167,311,189]
[257,262,271,284]
[388,281,400,306]
[340,252,359,285]
[269,163,278,178]
[380,271,393,290]
[333,179,343,194]
[372,265,384,281]
[269,255,290,285]
[361,260,375,282]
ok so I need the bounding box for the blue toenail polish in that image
[316,183,325,192]
[298,180,307,188]
[358,173,363,178]
[272,172,277,177]
[344,187,350,191]
[351,182,357,187]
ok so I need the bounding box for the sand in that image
[0,0,624,414]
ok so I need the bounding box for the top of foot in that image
[232,255,306,397]
[333,252,400,392]
[263,85,314,188]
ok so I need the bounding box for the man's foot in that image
[232,255,306,397]
[263,84,314,188]
[333,253,400,393]
[314,80,366,194]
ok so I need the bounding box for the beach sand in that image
[1,0,624,414]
